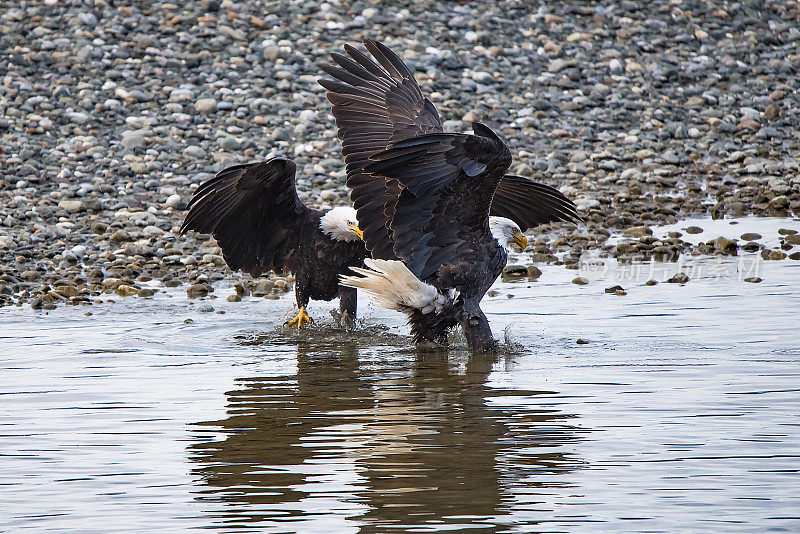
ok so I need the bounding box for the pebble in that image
[502,264,528,277]
[115,285,138,297]
[299,110,317,123]
[58,200,84,213]
[252,279,274,295]
[77,12,97,26]
[111,230,131,242]
[121,130,147,150]
[769,196,789,211]
[572,276,589,285]
[0,0,797,311]
[195,98,217,114]
[142,226,164,238]
[526,266,542,279]
[187,283,212,298]
[218,137,240,151]
[713,237,738,255]
[624,226,652,237]
[68,111,89,124]
[549,59,567,73]
[262,45,280,61]
[183,145,207,159]
[667,273,690,284]
[166,194,182,208]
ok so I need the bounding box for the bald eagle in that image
[180,157,368,328]
[322,39,581,351]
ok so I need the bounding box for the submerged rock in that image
[741,233,762,241]
[713,237,738,255]
[503,264,528,277]
[667,273,690,284]
[526,265,542,279]
[187,283,212,298]
[115,284,138,297]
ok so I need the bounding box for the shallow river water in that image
[1,217,799,533]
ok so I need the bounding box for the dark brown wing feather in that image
[180,158,310,277]
[491,175,583,230]
[322,39,579,276]
[320,38,443,260]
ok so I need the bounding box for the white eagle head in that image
[319,206,363,242]
[489,216,528,251]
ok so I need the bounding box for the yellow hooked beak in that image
[353,226,364,240]
[512,231,528,251]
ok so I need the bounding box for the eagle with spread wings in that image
[180,157,368,328]
[323,39,581,351]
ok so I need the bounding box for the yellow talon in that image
[285,306,313,329]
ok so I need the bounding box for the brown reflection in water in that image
[189,338,587,531]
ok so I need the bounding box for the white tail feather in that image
[341,259,452,314]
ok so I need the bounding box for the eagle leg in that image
[459,303,496,353]
[285,306,314,329]
[338,286,357,318]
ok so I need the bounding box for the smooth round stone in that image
[183,145,207,159]
[195,98,217,114]
[166,194,182,208]
[298,109,317,122]
[218,137,240,150]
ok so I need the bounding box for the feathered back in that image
[363,127,512,282]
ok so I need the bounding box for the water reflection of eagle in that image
[188,341,588,530]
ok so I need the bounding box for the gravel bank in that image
[1,0,799,309]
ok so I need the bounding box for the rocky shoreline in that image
[1,0,799,310]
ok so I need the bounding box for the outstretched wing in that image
[180,158,309,276]
[320,38,442,259]
[363,125,512,283]
[492,175,583,230]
